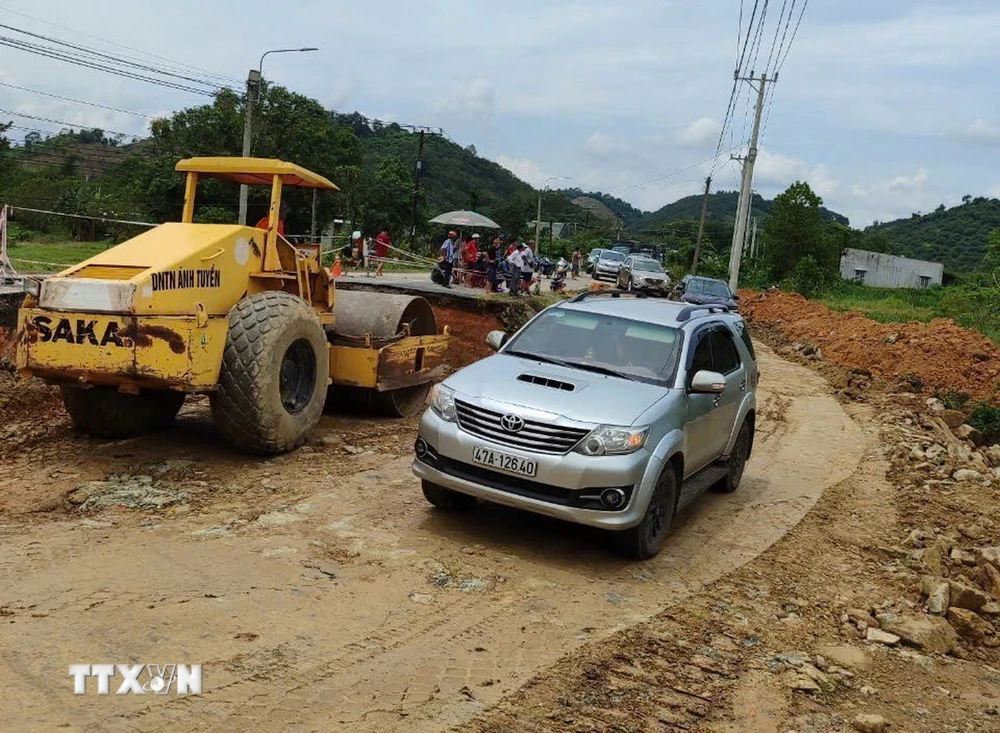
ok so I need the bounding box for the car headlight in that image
[429,384,457,421]
[576,425,649,456]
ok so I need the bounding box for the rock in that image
[979,562,1000,602]
[318,434,340,446]
[905,528,935,548]
[926,397,945,413]
[960,524,987,541]
[860,684,879,696]
[866,628,900,646]
[976,547,1000,566]
[985,446,1000,468]
[982,602,1000,616]
[923,542,946,577]
[947,607,994,642]
[818,644,871,670]
[941,409,966,428]
[343,445,364,455]
[786,672,821,692]
[953,468,986,483]
[798,663,836,692]
[848,608,880,630]
[950,547,978,565]
[880,614,959,654]
[948,442,972,465]
[921,576,950,615]
[955,424,986,446]
[852,713,889,733]
[949,581,991,612]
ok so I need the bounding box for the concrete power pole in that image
[238,69,261,226]
[692,176,712,275]
[411,129,426,246]
[728,73,768,292]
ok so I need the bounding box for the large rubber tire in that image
[61,385,184,439]
[611,467,678,560]
[716,419,753,494]
[422,480,476,510]
[211,291,329,455]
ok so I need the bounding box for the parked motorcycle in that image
[550,258,569,293]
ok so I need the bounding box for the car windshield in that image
[687,278,731,297]
[504,309,683,385]
[633,259,662,272]
[601,251,625,262]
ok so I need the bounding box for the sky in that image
[1,0,998,227]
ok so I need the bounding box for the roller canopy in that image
[175,157,340,190]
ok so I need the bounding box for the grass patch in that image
[8,240,110,272]
[968,403,1000,445]
[817,280,1000,345]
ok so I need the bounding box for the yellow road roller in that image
[14,157,448,454]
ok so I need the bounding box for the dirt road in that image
[0,342,864,732]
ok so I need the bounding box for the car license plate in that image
[472,446,537,477]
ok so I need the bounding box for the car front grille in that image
[455,400,590,454]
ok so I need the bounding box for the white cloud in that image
[493,155,552,188]
[674,117,721,147]
[583,132,627,158]
[753,149,839,199]
[888,168,929,192]
[989,184,1000,199]
[436,78,495,125]
[959,118,1000,146]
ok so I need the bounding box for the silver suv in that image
[412,292,758,559]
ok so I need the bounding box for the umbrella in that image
[428,210,500,229]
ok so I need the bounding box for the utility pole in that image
[535,190,543,253]
[749,216,758,259]
[728,72,768,292]
[692,175,712,275]
[238,69,261,226]
[411,129,426,246]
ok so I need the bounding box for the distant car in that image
[617,256,671,295]
[671,275,739,311]
[586,248,605,273]
[593,250,626,281]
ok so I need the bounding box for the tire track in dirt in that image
[0,343,866,732]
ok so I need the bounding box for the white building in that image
[839,248,944,289]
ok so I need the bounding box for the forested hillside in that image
[867,197,1000,271]
[559,188,645,227]
[635,190,849,232]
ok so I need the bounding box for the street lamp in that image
[238,47,319,225]
[536,175,570,255]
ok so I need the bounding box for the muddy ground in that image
[0,297,998,732]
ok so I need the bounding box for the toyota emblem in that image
[500,414,525,433]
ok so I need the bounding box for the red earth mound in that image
[740,289,1000,403]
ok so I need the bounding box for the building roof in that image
[175,157,339,190]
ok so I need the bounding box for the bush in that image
[782,255,835,298]
[968,403,1000,445]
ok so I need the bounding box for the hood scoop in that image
[517,373,576,392]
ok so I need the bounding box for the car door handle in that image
[739,378,746,392]
[712,394,722,408]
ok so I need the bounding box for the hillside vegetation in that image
[635,189,849,233]
[868,197,1000,271]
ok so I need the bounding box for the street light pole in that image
[535,175,569,256]
[238,47,318,225]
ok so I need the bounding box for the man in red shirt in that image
[463,234,479,284]
[255,201,290,235]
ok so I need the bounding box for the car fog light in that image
[414,438,428,459]
[600,488,626,509]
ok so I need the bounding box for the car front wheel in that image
[611,467,678,560]
[716,419,753,493]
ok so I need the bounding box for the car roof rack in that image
[568,289,649,303]
[675,304,731,322]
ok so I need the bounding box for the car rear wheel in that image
[422,480,476,510]
[611,467,678,560]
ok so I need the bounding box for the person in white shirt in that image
[521,240,536,290]
[506,240,525,297]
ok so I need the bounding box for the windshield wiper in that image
[555,359,637,381]
[504,350,574,368]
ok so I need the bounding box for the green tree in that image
[760,181,833,282]
[491,195,535,238]
[985,230,1000,270]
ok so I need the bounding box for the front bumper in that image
[412,408,663,529]
[631,280,670,293]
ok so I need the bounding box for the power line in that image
[775,0,809,73]
[0,37,218,96]
[0,82,153,117]
[0,3,241,85]
[0,23,231,90]
[605,146,743,196]
[0,108,141,139]
[769,0,798,74]
[763,0,790,74]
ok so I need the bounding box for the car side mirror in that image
[733,293,741,301]
[689,370,726,394]
[485,330,508,351]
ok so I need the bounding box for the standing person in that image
[374,227,391,277]
[486,236,500,293]
[571,247,582,280]
[506,240,525,297]
[439,230,457,289]
[520,240,535,293]
[464,234,480,284]
[256,200,290,235]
